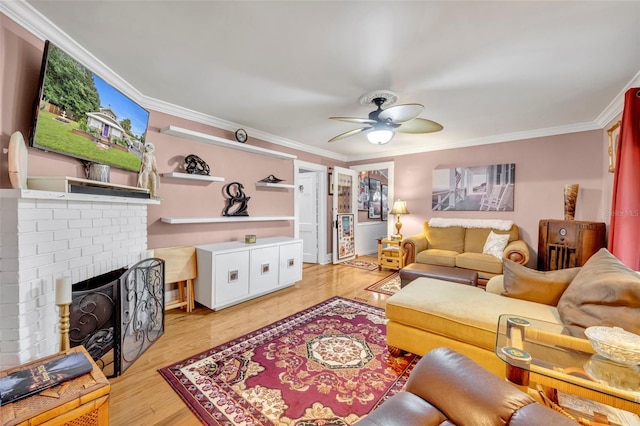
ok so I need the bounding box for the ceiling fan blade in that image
[330,117,376,125]
[378,104,424,123]
[328,127,372,142]
[396,118,444,134]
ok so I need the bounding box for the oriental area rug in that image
[365,273,401,296]
[339,258,379,271]
[159,297,417,425]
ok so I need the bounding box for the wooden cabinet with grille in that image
[537,219,606,271]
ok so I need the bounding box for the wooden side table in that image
[0,346,110,426]
[377,238,404,271]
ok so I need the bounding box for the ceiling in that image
[9,1,640,161]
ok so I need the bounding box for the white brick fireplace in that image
[0,189,155,370]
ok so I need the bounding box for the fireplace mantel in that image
[0,190,150,370]
[1,188,160,205]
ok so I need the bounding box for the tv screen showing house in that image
[30,41,150,173]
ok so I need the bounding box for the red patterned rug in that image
[339,258,379,271]
[159,297,417,425]
[365,273,400,296]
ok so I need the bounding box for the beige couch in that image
[401,219,530,285]
[386,249,640,379]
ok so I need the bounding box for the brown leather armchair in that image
[356,347,577,426]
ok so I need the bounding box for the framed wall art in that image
[608,120,621,173]
[368,178,381,219]
[337,214,355,259]
[432,163,516,211]
[358,171,369,211]
[381,184,388,221]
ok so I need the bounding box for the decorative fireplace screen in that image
[70,258,164,377]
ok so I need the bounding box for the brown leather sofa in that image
[355,348,577,426]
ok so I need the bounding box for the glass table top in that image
[495,314,640,405]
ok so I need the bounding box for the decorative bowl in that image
[584,326,640,366]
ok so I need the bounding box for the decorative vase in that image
[564,184,579,220]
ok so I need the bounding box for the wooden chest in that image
[0,346,110,426]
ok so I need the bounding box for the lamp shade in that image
[367,129,394,145]
[390,200,409,215]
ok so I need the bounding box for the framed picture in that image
[432,163,515,211]
[608,120,621,173]
[381,184,388,221]
[328,171,334,195]
[368,178,381,219]
[337,214,355,259]
[357,171,369,211]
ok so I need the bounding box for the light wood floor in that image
[108,257,395,425]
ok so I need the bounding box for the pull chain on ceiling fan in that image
[328,90,443,144]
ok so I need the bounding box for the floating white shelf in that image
[161,172,225,182]
[255,182,296,189]
[161,215,295,224]
[160,125,297,160]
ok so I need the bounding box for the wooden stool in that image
[153,246,197,312]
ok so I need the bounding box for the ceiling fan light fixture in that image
[367,129,394,145]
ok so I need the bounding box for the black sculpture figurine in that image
[185,154,210,175]
[223,182,250,216]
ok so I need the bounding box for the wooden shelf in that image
[255,182,295,189]
[161,172,225,182]
[160,125,297,160]
[161,216,295,224]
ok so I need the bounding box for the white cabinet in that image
[195,237,303,310]
[279,241,303,285]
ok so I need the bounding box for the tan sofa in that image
[386,249,640,379]
[402,219,530,285]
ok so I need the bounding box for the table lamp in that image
[390,199,409,239]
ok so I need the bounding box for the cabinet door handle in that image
[228,270,239,282]
[261,263,270,274]
[288,258,295,268]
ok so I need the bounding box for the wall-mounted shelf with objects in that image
[255,182,295,189]
[160,125,297,160]
[161,216,295,224]
[161,172,225,182]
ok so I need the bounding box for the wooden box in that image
[0,346,110,426]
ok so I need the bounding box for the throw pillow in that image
[557,248,640,337]
[501,259,580,306]
[482,231,510,259]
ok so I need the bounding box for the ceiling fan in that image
[329,90,443,145]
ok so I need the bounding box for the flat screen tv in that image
[29,40,150,173]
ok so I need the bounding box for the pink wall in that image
[2,13,614,263]
[385,131,606,265]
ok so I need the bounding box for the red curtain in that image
[608,87,640,270]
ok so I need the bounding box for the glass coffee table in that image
[495,314,640,414]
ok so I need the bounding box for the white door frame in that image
[294,160,328,264]
[350,161,395,237]
[332,166,359,264]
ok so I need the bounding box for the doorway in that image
[350,161,395,256]
[294,160,328,264]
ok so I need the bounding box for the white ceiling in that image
[7,1,640,162]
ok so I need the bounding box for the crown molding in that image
[143,98,347,162]
[345,121,601,162]
[4,0,638,165]
[2,0,346,163]
[595,69,640,127]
